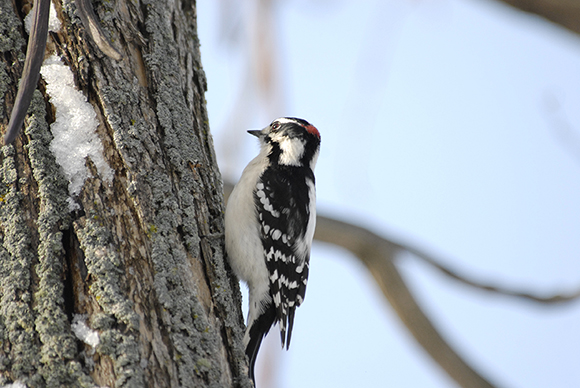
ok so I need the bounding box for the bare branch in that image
[403,243,580,304]
[495,0,580,36]
[314,216,499,388]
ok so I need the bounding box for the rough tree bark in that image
[0,0,252,387]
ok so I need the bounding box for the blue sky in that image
[197,0,580,387]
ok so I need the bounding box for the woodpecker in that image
[225,117,320,381]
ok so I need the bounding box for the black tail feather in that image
[286,306,296,350]
[246,303,277,382]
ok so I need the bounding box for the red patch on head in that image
[305,124,320,138]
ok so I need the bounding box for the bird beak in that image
[248,125,269,137]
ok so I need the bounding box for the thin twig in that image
[75,0,122,61]
[403,243,580,304]
[4,0,50,145]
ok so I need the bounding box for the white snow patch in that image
[1,381,27,388]
[40,55,114,202]
[25,0,62,33]
[71,314,100,348]
[66,196,81,212]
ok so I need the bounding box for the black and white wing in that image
[257,166,315,345]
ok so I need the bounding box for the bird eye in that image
[271,122,280,131]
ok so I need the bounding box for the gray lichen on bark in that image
[0,83,92,387]
[26,90,92,387]
[0,0,251,387]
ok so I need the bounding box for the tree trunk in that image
[0,0,251,387]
